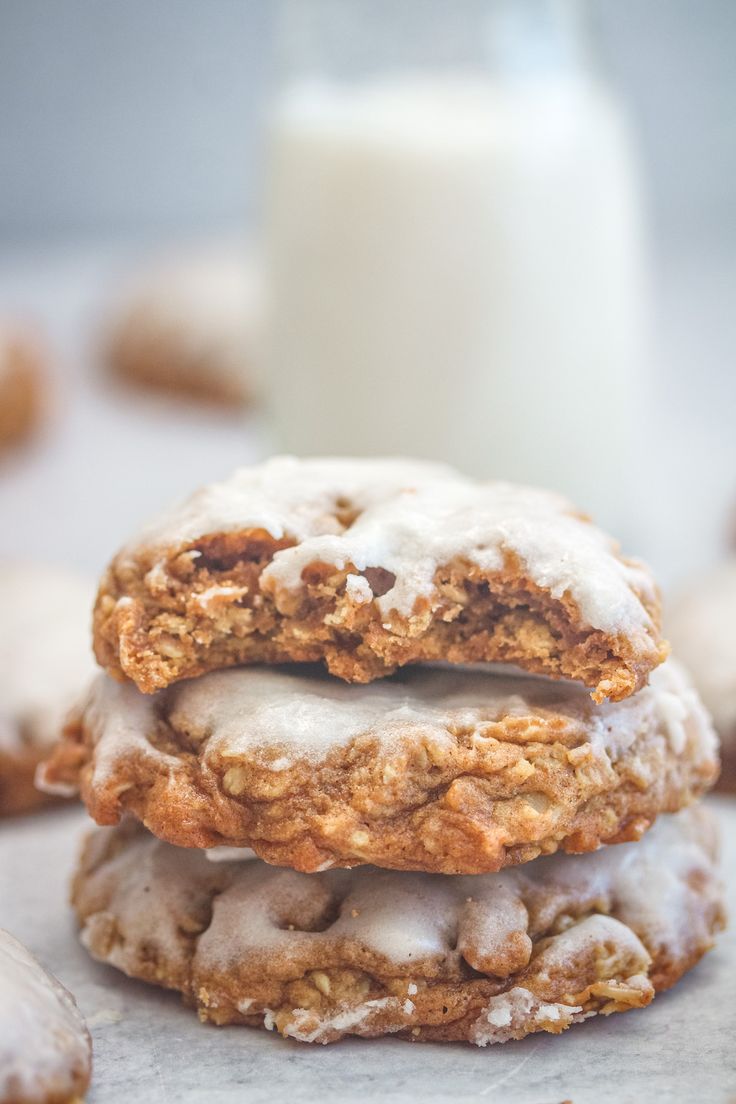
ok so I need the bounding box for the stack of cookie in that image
[41,457,725,1046]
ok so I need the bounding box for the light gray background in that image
[0,0,734,247]
[0,2,734,584]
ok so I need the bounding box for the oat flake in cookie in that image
[41,659,718,873]
[0,929,91,1103]
[72,808,724,1046]
[93,456,668,699]
[0,564,95,816]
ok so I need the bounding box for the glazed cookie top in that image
[130,456,658,641]
[669,559,736,738]
[0,564,95,755]
[81,657,713,776]
[0,928,91,1103]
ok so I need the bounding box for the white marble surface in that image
[0,800,733,1104]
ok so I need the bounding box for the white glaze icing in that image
[0,928,90,1099]
[198,809,719,973]
[0,564,95,753]
[74,658,715,778]
[471,987,586,1045]
[279,997,399,1044]
[668,559,736,742]
[198,808,715,980]
[127,456,657,638]
[205,846,257,863]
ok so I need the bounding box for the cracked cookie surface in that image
[92,456,667,700]
[41,659,718,873]
[71,808,724,1046]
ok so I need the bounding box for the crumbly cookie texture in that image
[0,564,95,816]
[0,928,91,1104]
[106,245,259,407]
[93,456,667,700]
[72,809,724,1046]
[0,325,44,452]
[668,559,736,791]
[40,659,718,874]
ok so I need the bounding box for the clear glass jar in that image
[263,0,651,538]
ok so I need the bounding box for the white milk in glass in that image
[264,69,650,536]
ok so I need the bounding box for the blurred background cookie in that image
[0,323,45,455]
[669,559,736,791]
[0,563,95,816]
[105,243,261,408]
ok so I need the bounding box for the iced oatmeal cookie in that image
[40,660,717,873]
[0,564,95,816]
[71,808,723,1046]
[0,928,91,1103]
[92,457,667,700]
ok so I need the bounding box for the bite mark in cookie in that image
[71,809,724,1045]
[40,659,718,873]
[93,457,667,700]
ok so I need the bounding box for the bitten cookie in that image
[40,659,718,874]
[0,324,44,454]
[0,564,95,816]
[669,559,736,790]
[0,928,91,1103]
[106,245,259,407]
[92,456,667,700]
[71,808,724,1046]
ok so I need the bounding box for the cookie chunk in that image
[669,559,736,790]
[71,808,724,1046]
[0,928,91,1103]
[92,456,667,700]
[0,564,95,816]
[40,659,717,873]
[0,325,44,454]
[106,245,259,407]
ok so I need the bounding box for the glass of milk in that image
[264,0,651,538]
